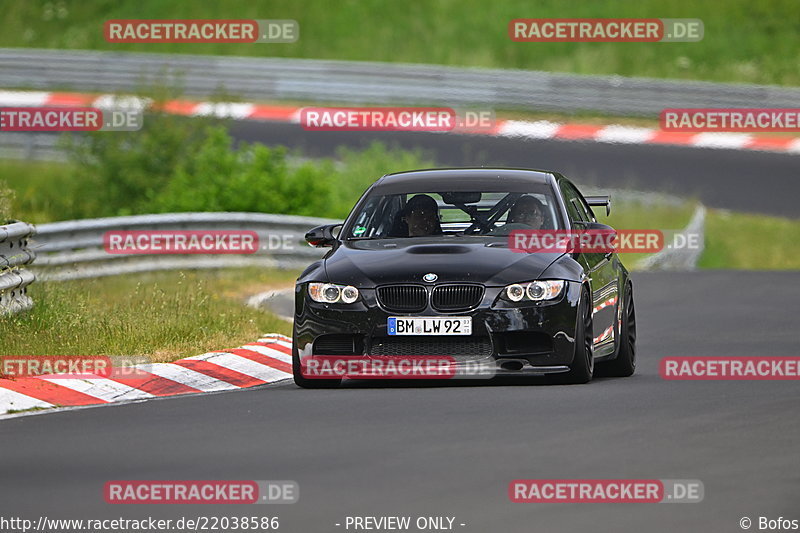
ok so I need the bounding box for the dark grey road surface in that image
[1,271,798,533]
[231,121,800,218]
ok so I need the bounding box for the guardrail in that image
[638,205,706,271]
[0,221,36,314]
[29,191,700,282]
[2,48,799,117]
[0,133,64,161]
[31,212,338,281]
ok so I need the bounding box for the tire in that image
[292,344,342,389]
[556,287,594,384]
[599,281,636,377]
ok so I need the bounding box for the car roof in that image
[372,168,557,194]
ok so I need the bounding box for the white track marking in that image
[787,139,800,153]
[691,133,752,149]
[256,336,293,350]
[497,120,560,139]
[192,102,255,119]
[185,352,291,381]
[92,94,151,110]
[0,388,53,412]
[38,377,154,402]
[0,90,51,106]
[596,125,656,144]
[137,363,239,392]
[243,344,293,364]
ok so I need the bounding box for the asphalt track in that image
[1,271,798,532]
[230,121,800,218]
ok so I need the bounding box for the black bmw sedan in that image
[292,168,636,387]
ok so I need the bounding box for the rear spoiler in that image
[585,195,611,216]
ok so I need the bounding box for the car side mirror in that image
[305,224,342,247]
[570,221,616,259]
[581,221,614,231]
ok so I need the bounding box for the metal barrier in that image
[0,221,36,314]
[29,191,700,282]
[0,133,64,161]
[31,212,338,281]
[2,48,798,116]
[638,205,706,271]
[23,192,701,286]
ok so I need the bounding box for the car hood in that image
[323,239,565,287]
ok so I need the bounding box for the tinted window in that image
[560,180,594,224]
[345,186,563,240]
[560,181,585,223]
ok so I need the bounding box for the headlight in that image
[505,284,525,302]
[502,280,564,302]
[340,285,359,304]
[308,282,359,304]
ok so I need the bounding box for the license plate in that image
[388,317,472,336]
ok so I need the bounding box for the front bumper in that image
[293,281,582,375]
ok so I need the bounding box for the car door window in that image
[559,181,586,225]
[562,181,599,226]
[572,189,596,223]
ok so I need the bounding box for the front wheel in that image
[556,287,594,384]
[598,281,636,377]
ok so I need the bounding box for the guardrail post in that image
[0,221,37,315]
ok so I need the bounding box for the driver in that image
[403,194,442,237]
[506,195,547,229]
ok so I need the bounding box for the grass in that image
[0,180,13,222]
[598,200,800,270]
[4,406,49,415]
[0,268,296,361]
[0,159,79,224]
[1,0,798,86]
[699,210,800,270]
[594,196,696,268]
[596,199,694,231]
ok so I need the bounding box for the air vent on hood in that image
[406,245,470,254]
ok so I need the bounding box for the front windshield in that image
[345,187,563,240]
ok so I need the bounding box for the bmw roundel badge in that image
[423,273,438,282]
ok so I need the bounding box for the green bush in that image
[3,91,435,222]
[55,105,435,220]
[149,129,335,217]
[62,110,218,218]
[0,181,13,222]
